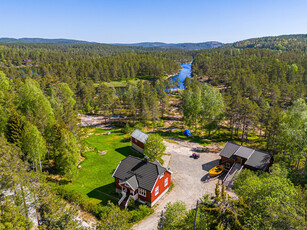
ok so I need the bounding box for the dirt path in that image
[132,139,221,230]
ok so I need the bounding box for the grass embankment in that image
[94,75,170,88]
[63,128,139,205]
[157,125,266,150]
[103,79,139,87]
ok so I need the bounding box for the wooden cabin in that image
[131,129,148,154]
[219,142,273,171]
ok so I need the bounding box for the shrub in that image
[129,205,154,223]
[156,120,165,127]
[53,185,153,223]
[122,122,132,134]
[134,122,143,131]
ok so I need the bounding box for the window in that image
[138,188,146,197]
[155,186,159,196]
[164,178,168,187]
[226,162,231,169]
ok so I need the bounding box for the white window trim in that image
[155,186,159,196]
[160,172,164,179]
[164,178,168,187]
[139,188,146,197]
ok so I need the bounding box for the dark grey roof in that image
[245,150,272,171]
[124,175,138,190]
[220,142,272,171]
[131,129,149,143]
[152,160,166,175]
[113,156,166,191]
[219,142,240,158]
[234,146,254,159]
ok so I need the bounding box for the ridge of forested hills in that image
[114,41,224,50]
[3,34,307,52]
[228,34,307,51]
[0,38,224,50]
[0,37,93,43]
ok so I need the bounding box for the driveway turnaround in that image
[133,139,221,230]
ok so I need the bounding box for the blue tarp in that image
[183,129,191,136]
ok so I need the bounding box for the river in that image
[171,63,192,89]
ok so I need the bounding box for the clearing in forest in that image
[63,128,139,205]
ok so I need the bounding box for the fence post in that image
[193,200,199,230]
[159,210,164,230]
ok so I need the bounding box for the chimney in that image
[144,156,149,163]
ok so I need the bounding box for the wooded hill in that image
[229,34,307,51]
[0,37,92,43]
[114,41,224,50]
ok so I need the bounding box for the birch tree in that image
[21,121,47,173]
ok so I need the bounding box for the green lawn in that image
[95,79,140,88]
[61,126,265,207]
[63,128,139,205]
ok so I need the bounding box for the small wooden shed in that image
[131,129,149,154]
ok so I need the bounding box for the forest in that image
[0,34,306,229]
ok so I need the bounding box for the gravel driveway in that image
[132,139,221,230]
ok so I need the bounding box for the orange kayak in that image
[209,165,225,177]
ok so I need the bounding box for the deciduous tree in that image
[144,134,166,161]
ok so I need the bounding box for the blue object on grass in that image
[183,129,191,136]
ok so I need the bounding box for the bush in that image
[122,122,132,134]
[129,205,154,223]
[54,186,83,205]
[156,120,165,127]
[134,122,143,131]
[53,185,153,223]
[53,186,108,219]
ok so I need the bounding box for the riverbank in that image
[170,62,192,89]
[165,68,183,80]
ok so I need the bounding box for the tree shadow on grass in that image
[115,146,143,158]
[120,137,130,143]
[87,182,119,205]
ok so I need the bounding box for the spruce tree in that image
[6,109,24,147]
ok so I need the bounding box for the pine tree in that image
[6,109,24,147]
[201,183,249,230]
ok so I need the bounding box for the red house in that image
[112,156,172,208]
[131,129,148,154]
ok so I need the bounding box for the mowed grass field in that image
[63,128,139,205]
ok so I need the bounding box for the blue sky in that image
[1,0,306,43]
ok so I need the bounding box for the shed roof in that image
[219,142,272,171]
[113,155,166,191]
[245,150,272,171]
[131,129,149,143]
[219,142,240,158]
[234,146,254,159]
